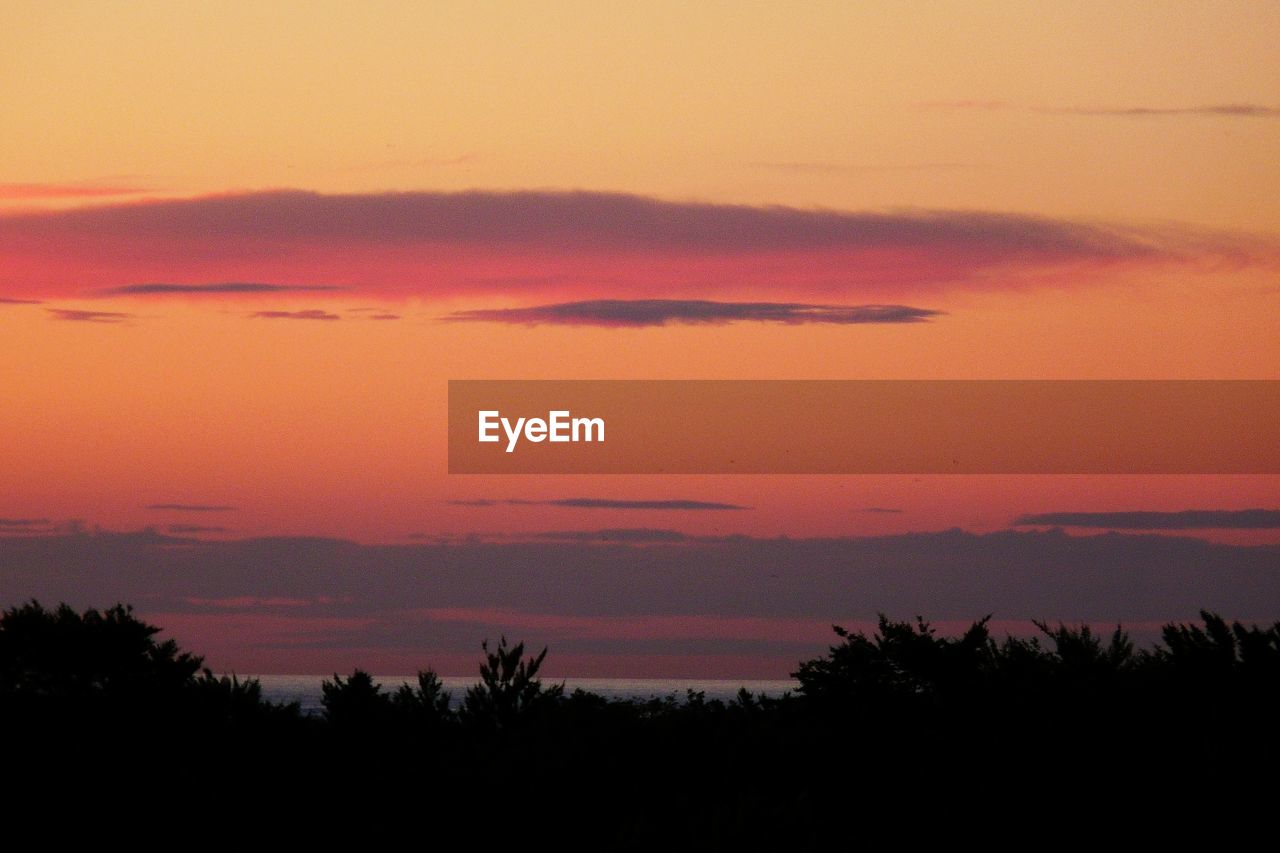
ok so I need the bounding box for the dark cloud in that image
[100,282,344,295]
[0,518,50,527]
[1014,509,1280,530]
[449,498,750,511]
[250,309,341,321]
[443,300,943,328]
[0,296,43,304]
[146,503,236,512]
[552,499,751,511]
[863,507,905,514]
[1,527,1277,675]
[168,525,230,534]
[368,313,400,320]
[0,189,1153,255]
[531,529,690,543]
[46,308,134,323]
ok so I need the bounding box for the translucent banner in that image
[448,380,1280,474]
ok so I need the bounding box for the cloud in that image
[168,525,230,534]
[415,607,865,650]
[0,518,50,527]
[46,308,134,323]
[145,503,236,512]
[1014,509,1280,530]
[531,529,690,543]
[3,189,1151,252]
[443,300,943,328]
[2,527,1276,675]
[549,499,751,511]
[100,282,344,296]
[3,189,1252,301]
[862,507,905,514]
[368,313,400,320]
[1058,104,1280,118]
[184,596,314,609]
[925,100,1280,119]
[0,182,151,200]
[449,498,750,511]
[251,309,341,321]
[0,296,43,304]
[408,528,693,545]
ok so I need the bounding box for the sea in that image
[253,674,799,716]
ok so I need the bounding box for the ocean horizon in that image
[250,674,800,715]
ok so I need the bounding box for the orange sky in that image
[1,2,1277,674]
[1,1,1276,541]
[3,2,1279,227]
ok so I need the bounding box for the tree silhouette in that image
[191,669,301,731]
[1154,610,1280,676]
[321,669,394,729]
[392,669,454,727]
[4,601,1278,839]
[461,636,563,728]
[791,614,996,703]
[0,600,201,706]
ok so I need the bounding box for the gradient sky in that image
[1,1,1277,676]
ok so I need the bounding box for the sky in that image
[1,1,1277,676]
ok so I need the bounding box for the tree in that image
[791,614,995,703]
[0,600,202,705]
[321,669,394,729]
[461,636,563,728]
[191,670,302,731]
[392,669,455,728]
[1153,611,1280,677]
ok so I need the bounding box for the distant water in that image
[251,674,799,715]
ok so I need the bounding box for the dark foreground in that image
[3,602,1277,846]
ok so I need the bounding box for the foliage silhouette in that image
[461,635,564,728]
[4,601,1279,841]
[392,669,454,728]
[321,668,394,729]
[1155,609,1280,676]
[791,614,1000,704]
[191,669,301,731]
[0,600,201,703]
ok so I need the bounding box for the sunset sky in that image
[2,1,1277,676]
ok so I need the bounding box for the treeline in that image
[3,601,1278,843]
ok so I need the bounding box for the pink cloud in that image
[2,190,1260,301]
[149,611,378,647]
